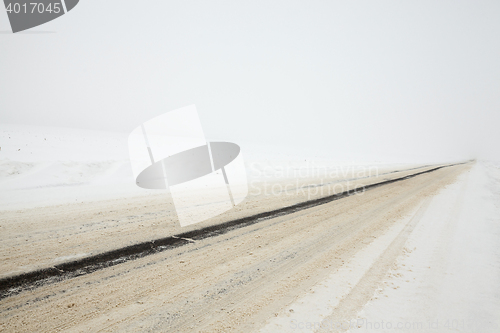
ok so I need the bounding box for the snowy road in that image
[0,162,479,332]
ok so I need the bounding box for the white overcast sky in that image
[1,1,499,161]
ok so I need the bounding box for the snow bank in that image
[355,161,500,332]
[0,124,147,210]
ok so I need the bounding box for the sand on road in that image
[0,163,472,332]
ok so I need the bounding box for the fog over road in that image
[2,1,500,332]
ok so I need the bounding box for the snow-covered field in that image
[0,124,150,210]
[0,123,425,211]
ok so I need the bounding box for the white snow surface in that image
[357,161,500,332]
[260,161,500,332]
[0,124,152,210]
[0,123,435,211]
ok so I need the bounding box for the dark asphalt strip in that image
[0,162,468,299]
